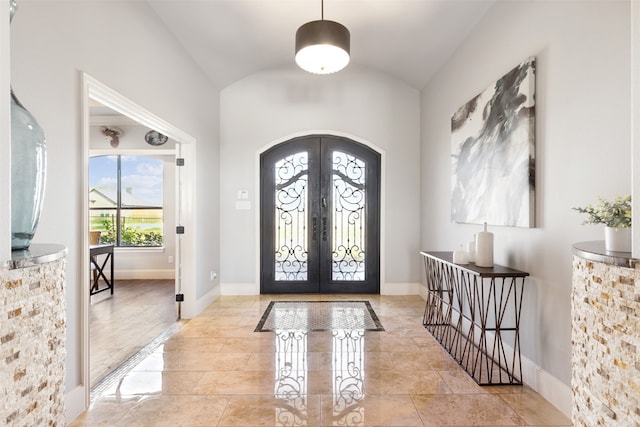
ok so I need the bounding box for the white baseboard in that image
[221,282,259,295]
[115,269,175,280]
[521,355,572,418]
[182,284,220,319]
[418,283,430,300]
[381,282,420,295]
[219,282,420,296]
[65,385,86,424]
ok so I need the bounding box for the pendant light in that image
[295,0,350,74]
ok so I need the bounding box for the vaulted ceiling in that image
[147,0,495,89]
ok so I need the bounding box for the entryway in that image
[82,73,197,405]
[260,135,381,294]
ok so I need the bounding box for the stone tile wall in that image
[572,256,640,426]
[0,258,66,426]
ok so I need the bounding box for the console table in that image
[420,251,528,385]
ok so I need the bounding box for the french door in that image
[260,135,380,294]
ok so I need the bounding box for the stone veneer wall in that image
[0,258,66,426]
[572,256,640,426]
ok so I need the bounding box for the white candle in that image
[475,222,494,267]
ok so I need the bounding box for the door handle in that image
[321,197,327,208]
[312,217,318,240]
[322,217,327,241]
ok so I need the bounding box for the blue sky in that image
[89,155,163,206]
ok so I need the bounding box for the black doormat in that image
[255,300,384,332]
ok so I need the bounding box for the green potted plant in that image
[573,194,631,252]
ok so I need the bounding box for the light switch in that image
[237,190,249,200]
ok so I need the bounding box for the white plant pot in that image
[604,226,631,252]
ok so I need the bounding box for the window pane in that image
[89,209,116,244]
[89,155,165,248]
[120,156,163,207]
[332,151,366,281]
[274,152,308,281]
[119,209,163,247]
[89,155,118,209]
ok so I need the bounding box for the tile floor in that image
[71,294,572,426]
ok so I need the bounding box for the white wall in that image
[420,0,630,415]
[220,66,421,293]
[9,0,220,416]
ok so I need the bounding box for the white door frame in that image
[80,72,197,407]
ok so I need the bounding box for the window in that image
[89,155,164,247]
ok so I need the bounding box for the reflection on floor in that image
[90,279,176,386]
[73,294,571,426]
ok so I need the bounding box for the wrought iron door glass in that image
[331,151,366,281]
[274,152,309,281]
[260,135,380,294]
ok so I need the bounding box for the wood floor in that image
[90,279,177,387]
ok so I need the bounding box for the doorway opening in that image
[260,135,381,294]
[82,73,196,404]
[87,109,179,389]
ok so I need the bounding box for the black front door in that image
[260,135,380,294]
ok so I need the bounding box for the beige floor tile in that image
[499,389,572,425]
[207,325,258,337]
[363,334,424,352]
[68,396,142,426]
[99,369,206,397]
[412,334,442,349]
[220,336,278,353]
[438,370,488,394]
[306,370,354,395]
[292,332,333,352]
[162,336,227,352]
[245,351,324,371]
[193,370,276,394]
[420,345,464,370]
[481,384,531,395]
[367,370,451,395]
[320,394,424,426]
[219,395,322,426]
[411,393,525,426]
[160,371,207,394]
[114,395,228,427]
[365,351,434,371]
[208,316,258,328]
[173,351,252,371]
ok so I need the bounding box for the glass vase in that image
[11,89,47,250]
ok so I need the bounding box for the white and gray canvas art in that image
[451,57,536,228]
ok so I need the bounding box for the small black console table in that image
[90,244,114,296]
[420,251,528,385]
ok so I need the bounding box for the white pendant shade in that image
[295,19,350,74]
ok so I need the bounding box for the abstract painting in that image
[451,57,536,228]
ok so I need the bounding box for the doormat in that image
[255,301,384,332]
